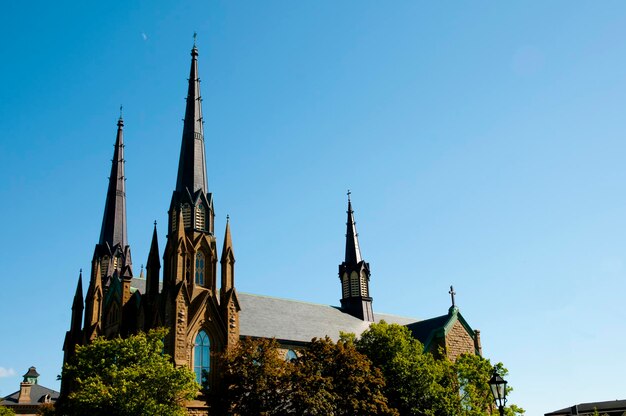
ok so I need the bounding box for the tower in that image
[160,39,239,388]
[339,192,374,321]
[83,112,134,340]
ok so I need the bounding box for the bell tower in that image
[338,192,374,321]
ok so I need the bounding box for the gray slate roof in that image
[239,292,419,343]
[1,384,59,406]
[545,399,626,416]
[129,278,423,344]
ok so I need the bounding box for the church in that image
[61,40,482,413]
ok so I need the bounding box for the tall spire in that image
[175,36,208,195]
[344,190,362,265]
[99,113,128,248]
[146,221,161,298]
[338,191,373,322]
[71,270,84,333]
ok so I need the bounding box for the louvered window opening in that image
[196,205,206,231]
[350,272,359,297]
[182,204,192,228]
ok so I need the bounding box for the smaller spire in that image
[344,191,362,265]
[222,215,233,259]
[72,271,84,311]
[146,221,161,297]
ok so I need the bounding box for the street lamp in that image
[488,367,507,416]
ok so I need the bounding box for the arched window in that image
[285,349,297,362]
[350,271,360,297]
[342,273,349,298]
[360,272,368,297]
[182,204,192,228]
[194,330,210,388]
[195,204,206,231]
[195,252,205,285]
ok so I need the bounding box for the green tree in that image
[216,336,396,415]
[0,406,15,416]
[214,337,292,415]
[58,328,198,416]
[291,337,397,416]
[355,321,458,415]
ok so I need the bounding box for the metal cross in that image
[449,285,456,307]
[347,189,351,201]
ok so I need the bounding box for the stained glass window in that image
[195,252,205,285]
[194,330,210,388]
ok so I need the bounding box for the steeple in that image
[344,191,362,265]
[338,192,373,321]
[221,215,235,294]
[146,221,161,298]
[71,270,84,333]
[175,37,208,195]
[99,112,128,249]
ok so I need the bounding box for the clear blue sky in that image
[1,1,626,414]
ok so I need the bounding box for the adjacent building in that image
[1,367,58,415]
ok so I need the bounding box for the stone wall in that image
[444,319,475,361]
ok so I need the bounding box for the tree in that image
[0,406,15,416]
[355,321,524,416]
[213,337,292,415]
[354,321,458,415]
[215,336,397,415]
[291,337,397,416]
[58,328,198,416]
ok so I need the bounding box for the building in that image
[61,41,482,413]
[545,400,626,416]
[1,367,59,415]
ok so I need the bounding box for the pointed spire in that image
[72,270,84,311]
[71,270,84,333]
[344,190,362,265]
[175,35,208,195]
[221,215,233,261]
[146,221,161,298]
[99,113,128,248]
[148,221,161,269]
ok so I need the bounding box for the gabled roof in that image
[1,384,59,406]
[406,307,475,351]
[545,399,626,416]
[238,293,418,344]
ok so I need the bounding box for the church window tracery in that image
[342,273,349,298]
[195,252,205,285]
[194,330,210,388]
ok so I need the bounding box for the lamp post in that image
[488,366,507,416]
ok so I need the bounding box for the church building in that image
[61,40,482,413]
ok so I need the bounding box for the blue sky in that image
[2,1,626,414]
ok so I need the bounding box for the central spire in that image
[99,113,128,248]
[175,38,208,195]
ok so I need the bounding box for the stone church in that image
[61,41,482,412]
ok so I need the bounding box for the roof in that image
[545,399,626,416]
[238,292,418,344]
[129,278,457,347]
[1,384,59,406]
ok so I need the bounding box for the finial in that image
[449,285,456,308]
[79,268,82,274]
[347,189,351,201]
[193,32,197,48]
[226,214,230,222]
[119,105,123,119]
[117,105,124,127]
[154,220,157,227]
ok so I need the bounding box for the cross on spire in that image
[449,285,456,308]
